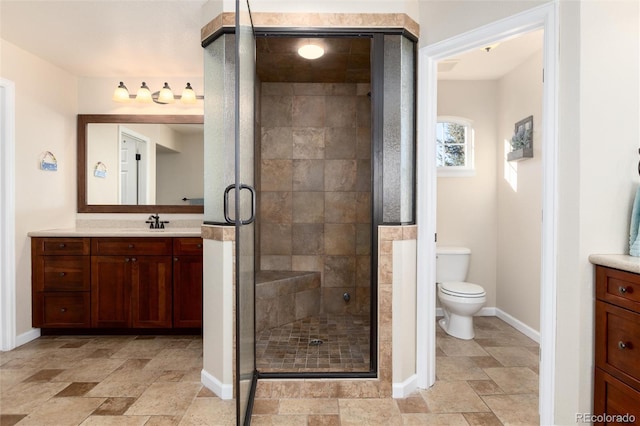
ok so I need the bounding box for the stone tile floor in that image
[256,314,370,373]
[0,316,539,425]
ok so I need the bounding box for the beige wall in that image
[496,49,543,332]
[1,39,78,337]
[423,0,640,422]
[436,80,499,307]
[418,1,549,47]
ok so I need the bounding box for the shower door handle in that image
[223,183,256,225]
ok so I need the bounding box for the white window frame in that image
[436,116,475,177]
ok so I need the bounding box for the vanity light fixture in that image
[112,81,204,104]
[297,43,324,60]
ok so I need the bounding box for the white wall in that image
[156,132,205,205]
[437,80,499,307]
[0,39,78,337]
[496,49,542,332]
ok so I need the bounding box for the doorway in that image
[0,78,16,351]
[416,4,558,423]
[119,127,149,205]
[253,35,375,375]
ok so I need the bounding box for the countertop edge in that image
[589,254,640,275]
[28,228,203,238]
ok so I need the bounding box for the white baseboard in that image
[201,369,233,400]
[15,328,40,347]
[393,374,418,398]
[495,308,540,344]
[435,307,540,344]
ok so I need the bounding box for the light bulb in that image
[112,82,130,102]
[180,83,197,104]
[135,82,152,103]
[157,82,175,104]
[298,44,324,60]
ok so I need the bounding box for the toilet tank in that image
[436,246,471,282]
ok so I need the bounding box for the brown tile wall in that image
[258,82,372,315]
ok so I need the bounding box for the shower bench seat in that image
[255,270,321,333]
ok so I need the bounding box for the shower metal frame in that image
[253,27,418,382]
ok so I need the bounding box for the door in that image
[91,256,131,328]
[130,255,173,328]
[119,130,148,205]
[235,0,257,423]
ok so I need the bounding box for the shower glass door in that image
[235,0,256,424]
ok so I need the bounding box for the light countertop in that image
[27,227,203,238]
[589,254,640,275]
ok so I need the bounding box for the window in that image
[436,117,474,177]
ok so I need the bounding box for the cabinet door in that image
[131,256,173,328]
[173,255,203,328]
[91,256,131,328]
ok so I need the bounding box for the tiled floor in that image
[256,314,370,373]
[0,316,539,425]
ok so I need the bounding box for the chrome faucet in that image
[146,214,169,229]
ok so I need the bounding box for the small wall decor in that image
[507,115,534,162]
[94,162,107,178]
[40,151,58,171]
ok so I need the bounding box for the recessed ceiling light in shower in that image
[298,43,324,60]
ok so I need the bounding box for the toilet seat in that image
[439,281,486,298]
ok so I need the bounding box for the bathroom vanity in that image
[30,229,203,331]
[590,255,640,421]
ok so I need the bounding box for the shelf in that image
[507,147,533,162]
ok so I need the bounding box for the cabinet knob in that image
[59,272,66,277]
[197,244,202,248]
[174,257,179,262]
[131,257,137,262]
[128,244,134,249]
[618,341,631,350]
[125,258,130,262]
[618,286,629,294]
[59,243,65,248]
[60,308,67,313]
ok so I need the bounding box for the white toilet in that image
[436,246,486,340]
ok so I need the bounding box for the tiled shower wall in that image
[258,82,372,315]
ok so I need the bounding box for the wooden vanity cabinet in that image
[31,238,91,328]
[172,238,203,328]
[91,238,173,328]
[31,236,202,331]
[594,265,640,421]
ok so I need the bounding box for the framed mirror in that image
[78,114,204,213]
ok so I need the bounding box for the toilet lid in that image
[440,281,486,297]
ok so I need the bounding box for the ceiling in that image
[438,30,544,80]
[0,1,542,82]
[256,37,371,83]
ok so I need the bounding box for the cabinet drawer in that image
[173,238,203,256]
[35,256,90,291]
[596,266,640,311]
[92,238,172,256]
[32,238,90,256]
[34,292,90,328]
[594,369,640,424]
[596,300,640,388]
